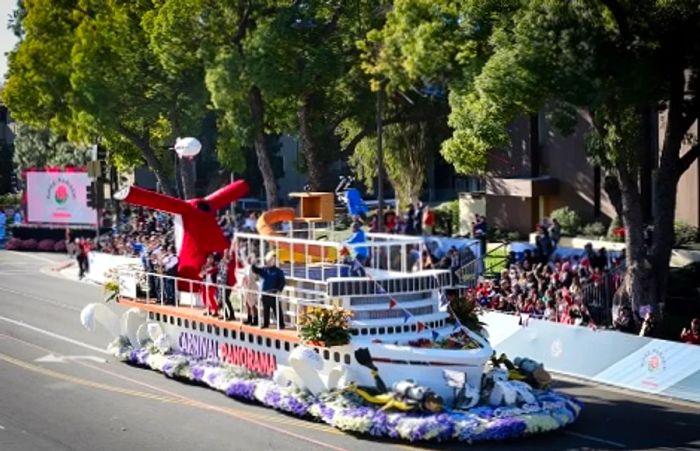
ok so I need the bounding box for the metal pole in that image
[376,86,385,233]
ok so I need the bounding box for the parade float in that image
[81,180,581,444]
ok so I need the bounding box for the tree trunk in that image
[298,94,324,191]
[248,86,278,208]
[117,125,177,197]
[137,142,177,197]
[617,167,657,314]
[179,157,197,199]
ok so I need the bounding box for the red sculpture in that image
[114,180,249,283]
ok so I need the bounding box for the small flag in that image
[403,310,411,323]
[431,330,440,341]
[389,298,397,309]
[439,292,449,307]
[453,321,462,332]
[417,322,426,332]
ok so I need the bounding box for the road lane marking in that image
[0,286,83,312]
[0,314,109,355]
[563,431,626,448]
[1,334,344,437]
[35,353,107,364]
[3,251,58,264]
[0,352,347,450]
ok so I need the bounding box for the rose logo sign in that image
[54,184,69,205]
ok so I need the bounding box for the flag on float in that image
[453,321,462,332]
[439,291,449,307]
[417,322,426,332]
[352,258,363,274]
[403,310,411,323]
[388,298,397,309]
[431,330,440,341]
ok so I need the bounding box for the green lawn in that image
[484,244,509,276]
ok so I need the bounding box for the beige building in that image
[479,112,698,235]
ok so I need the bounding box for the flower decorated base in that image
[113,340,582,444]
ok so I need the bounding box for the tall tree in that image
[366,0,700,311]
[245,1,380,190]
[2,0,210,197]
[12,124,91,174]
[349,94,450,207]
[147,0,284,207]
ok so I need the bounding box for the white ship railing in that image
[234,232,430,278]
[115,268,337,334]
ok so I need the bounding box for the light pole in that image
[174,137,201,199]
[376,86,385,232]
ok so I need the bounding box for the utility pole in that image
[376,85,385,232]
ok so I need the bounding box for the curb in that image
[52,260,76,271]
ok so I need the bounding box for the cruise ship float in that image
[81,188,581,443]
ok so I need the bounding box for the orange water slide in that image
[256,208,338,263]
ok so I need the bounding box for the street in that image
[0,250,698,451]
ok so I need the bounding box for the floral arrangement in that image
[298,306,352,347]
[408,331,481,350]
[103,267,120,302]
[448,297,486,336]
[111,339,582,443]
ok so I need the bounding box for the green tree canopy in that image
[12,124,91,174]
[365,0,700,309]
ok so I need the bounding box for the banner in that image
[481,311,700,403]
[25,170,97,225]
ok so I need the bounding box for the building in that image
[478,112,699,235]
[0,102,16,194]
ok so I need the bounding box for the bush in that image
[4,237,22,250]
[0,192,21,209]
[674,222,699,248]
[37,239,56,252]
[54,240,67,252]
[433,200,459,236]
[21,239,37,250]
[550,207,581,236]
[607,217,625,242]
[581,222,607,238]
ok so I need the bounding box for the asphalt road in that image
[0,250,698,451]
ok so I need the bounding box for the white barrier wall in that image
[86,252,142,284]
[481,311,700,403]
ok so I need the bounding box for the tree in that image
[12,124,91,174]
[146,0,286,207]
[245,1,380,191]
[349,95,450,207]
[3,0,210,197]
[367,0,700,311]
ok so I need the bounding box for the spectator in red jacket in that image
[680,318,700,345]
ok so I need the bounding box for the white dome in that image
[174,137,202,158]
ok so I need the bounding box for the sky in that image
[0,0,19,84]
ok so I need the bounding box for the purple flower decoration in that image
[113,344,582,444]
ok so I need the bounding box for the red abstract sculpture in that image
[114,180,249,282]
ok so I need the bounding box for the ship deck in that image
[117,298,300,343]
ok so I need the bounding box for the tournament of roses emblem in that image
[54,184,69,205]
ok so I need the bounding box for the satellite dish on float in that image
[174,137,202,159]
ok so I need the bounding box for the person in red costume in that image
[114,180,249,285]
[199,253,219,316]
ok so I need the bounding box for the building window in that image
[284,342,290,351]
[333,352,340,363]
[323,350,330,360]
[344,354,351,365]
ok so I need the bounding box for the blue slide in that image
[345,188,368,217]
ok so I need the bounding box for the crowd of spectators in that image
[368,201,435,235]
[469,242,624,328]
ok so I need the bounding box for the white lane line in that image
[563,431,626,448]
[0,424,5,430]
[0,314,109,355]
[3,251,58,264]
[0,286,82,312]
